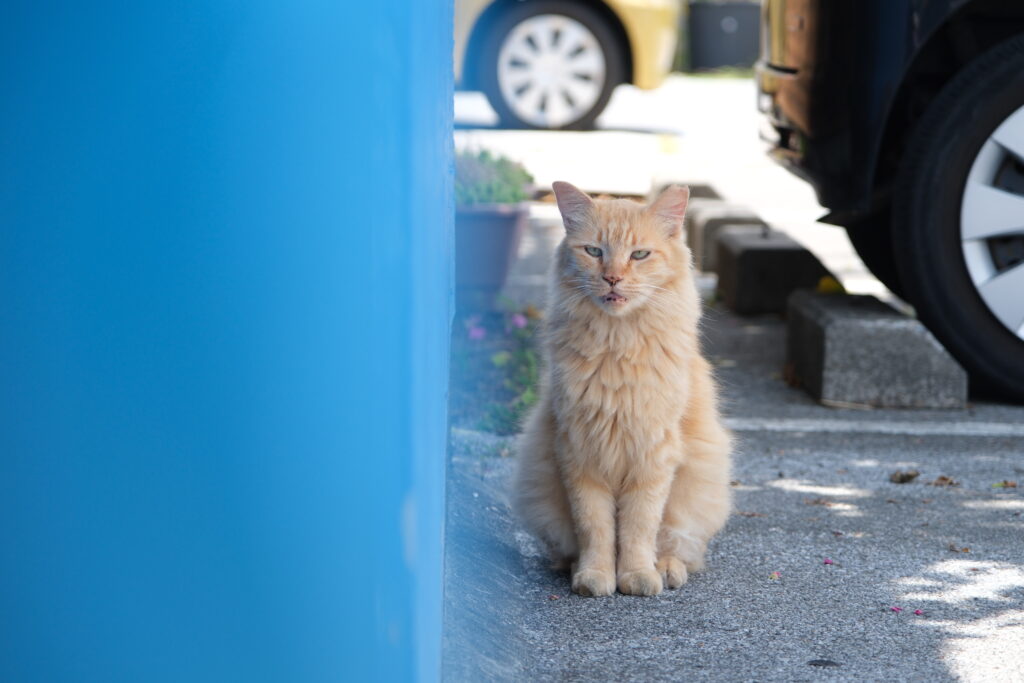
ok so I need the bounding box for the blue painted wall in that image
[0,2,452,681]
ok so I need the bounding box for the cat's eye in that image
[631,250,651,260]
[584,246,603,258]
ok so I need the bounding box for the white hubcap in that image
[961,103,1024,339]
[496,14,607,128]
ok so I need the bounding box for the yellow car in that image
[456,0,681,130]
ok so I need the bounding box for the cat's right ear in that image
[647,185,690,239]
[552,181,593,234]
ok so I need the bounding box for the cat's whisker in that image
[638,284,674,294]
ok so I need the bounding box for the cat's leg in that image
[657,444,732,587]
[657,464,710,589]
[657,452,730,585]
[511,400,578,567]
[616,457,674,596]
[657,365,732,588]
[563,469,617,597]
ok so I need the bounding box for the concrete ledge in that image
[685,200,766,272]
[716,227,830,315]
[786,291,968,408]
[443,431,529,680]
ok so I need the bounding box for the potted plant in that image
[455,150,533,311]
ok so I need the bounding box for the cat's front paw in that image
[617,568,663,596]
[572,568,615,597]
[656,556,689,589]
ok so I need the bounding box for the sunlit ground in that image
[897,559,1024,681]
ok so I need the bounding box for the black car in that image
[757,0,1024,400]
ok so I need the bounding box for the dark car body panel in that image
[756,0,1020,223]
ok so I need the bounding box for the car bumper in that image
[756,60,813,179]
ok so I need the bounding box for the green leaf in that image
[454,149,533,206]
[519,386,537,407]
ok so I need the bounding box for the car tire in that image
[843,211,904,298]
[894,34,1024,400]
[476,1,625,130]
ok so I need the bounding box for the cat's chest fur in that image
[548,313,694,476]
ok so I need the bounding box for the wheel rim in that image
[496,14,607,128]
[961,103,1024,340]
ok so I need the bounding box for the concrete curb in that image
[685,199,767,273]
[443,431,528,681]
[785,290,968,408]
[715,227,831,315]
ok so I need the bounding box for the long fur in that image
[512,182,733,597]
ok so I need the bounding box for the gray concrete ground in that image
[447,77,1024,682]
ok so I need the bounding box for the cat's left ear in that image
[552,181,594,234]
[647,185,690,238]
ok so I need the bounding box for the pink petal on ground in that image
[823,558,834,565]
[890,606,903,613]
[914,609,924,616]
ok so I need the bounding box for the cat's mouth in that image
[602,291,627,305]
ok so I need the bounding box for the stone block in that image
[786,290,968,408]
[685,200,766,272]
[716,227,830,315]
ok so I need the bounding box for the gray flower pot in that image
[455,203,529,311]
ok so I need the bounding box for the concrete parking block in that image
[716,227,830,314]
[786,290,968,408]
[685,200,767,272]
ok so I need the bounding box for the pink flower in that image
[511,313,528,329]
[890,606,903,613]
[823,558,834,565]
[468,325,486,341]
[914,609,924,616]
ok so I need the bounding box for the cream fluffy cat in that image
[512,182,732,597]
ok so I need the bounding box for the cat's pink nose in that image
[603,274,623,286]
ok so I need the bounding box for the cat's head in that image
[552,181,691,316]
